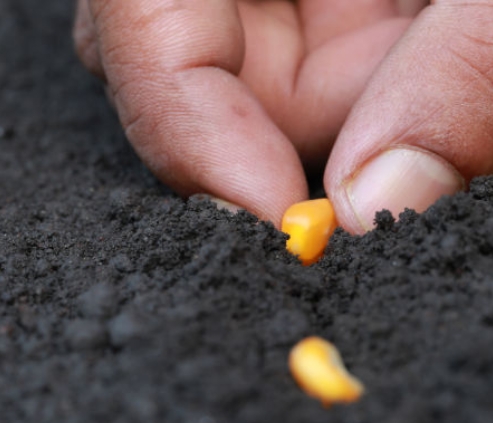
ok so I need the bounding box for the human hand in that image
[73,0,413,229]
[74,1,491,234]
[324,0,493,233]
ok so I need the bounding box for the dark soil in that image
[2,2,493,422]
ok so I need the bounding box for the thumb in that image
[325,1,493,234]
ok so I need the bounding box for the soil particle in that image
[65,319,108,350]
[78,283,119,319]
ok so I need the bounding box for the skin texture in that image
[73,0,493,232]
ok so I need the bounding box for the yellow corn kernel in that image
[281,199,337,265]
[289,336,364,407]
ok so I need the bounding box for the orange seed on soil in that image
[289,336,364,407]
[281,198,337,265]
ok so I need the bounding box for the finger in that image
[88,0,308,226]
[239,1,411,167]
[73,0,104,80]
[285,18,410,168]
[298,0,398,51]
[325,0,493,234]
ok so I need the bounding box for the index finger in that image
[88,0,308,226]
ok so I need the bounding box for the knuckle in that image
[74,29,104,79]
[73,0,104,78]
[73,27,95,65]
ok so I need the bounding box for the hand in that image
[74,1,493,234]
[73,0,411,228]
[324,0,493,233]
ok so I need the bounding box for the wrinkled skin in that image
[74,0,493,232]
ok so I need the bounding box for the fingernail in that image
[211,197,243,214]
[346,147,464,231]
[191,194,243,214]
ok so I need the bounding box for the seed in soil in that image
[281,199,337,265]
[289,336,364,407]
